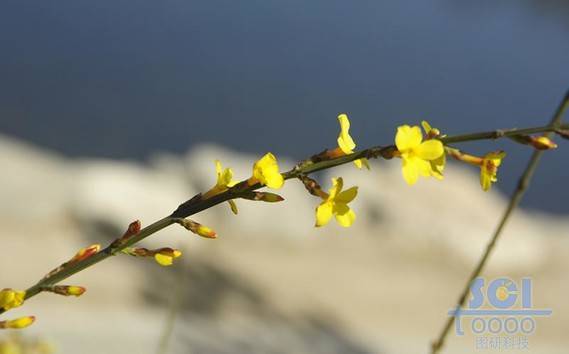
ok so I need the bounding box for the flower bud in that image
[177,219,217,239]
[0,289,25,311]
[529,136,557,150]
[121,247,182,266]
[153,248,182,267]
[0,316,35,329]
[50,285,87,297]
[70,244,101,264]
[111,220,142,248]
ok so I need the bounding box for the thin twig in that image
[430,90,569,354]
[1,121,568,316]
[156,256,186,354]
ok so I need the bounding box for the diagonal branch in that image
[1,118,568,316]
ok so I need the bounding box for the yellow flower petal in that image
[337,114,356,153]
[395,125,422,152]
[265,172,284,189]
[416,140,444,160]
[401,157,419,185]
[354,158,371,170]
[329,177,343,199]
[215,160,236,188]
[336,187,358,204]
[334,207,356,227]
[480,171,492,191]
[154,254,174,266]
[430,153,446,180]
[253,153,284,189]
[315,202,333,227]
[416,158,432,177]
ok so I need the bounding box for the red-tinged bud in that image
[49,285,87,297]
[177,219,217,239]
[111,220,142,248]
[0,316,35,329]
[70,244,101,263]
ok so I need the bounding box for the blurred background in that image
[1,1,568,353]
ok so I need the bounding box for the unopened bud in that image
[0,316,35,329]
[0,289,25,311]
[529,136,557,150]
[111,220,141,248]
[122,247,182,266]
[177,219,217,239]
[70,244,101,264]
[153,248,182,266]
[49,285,87,297]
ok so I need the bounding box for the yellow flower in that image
[315,177,358,227]
[421,121,446,180]
[0,316,35,329]
[395,124,444,185]
[214,160,237,190]
[337,114,370,169]
[252,153,284,189]
[0,289,25,311]
[154,249,182,267]
[480,151,506,191]
[203,160,239,214]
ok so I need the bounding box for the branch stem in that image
[2,118,567,316]
[430,91,569,353]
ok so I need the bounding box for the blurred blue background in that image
[0,0,568,213]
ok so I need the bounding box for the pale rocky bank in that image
[1,135,568,354]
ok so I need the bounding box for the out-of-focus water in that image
[0,0,568,213]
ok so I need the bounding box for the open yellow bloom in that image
[154,249,182,267]
[0,289,25,311]
[214,160,237,190]
[252,153,284,189]
[395,125,444,185]
[0,316,35,329]
[315,177,358,227]
[337,114,370,169]
[203,160,239,214]
[480,151,506,191]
